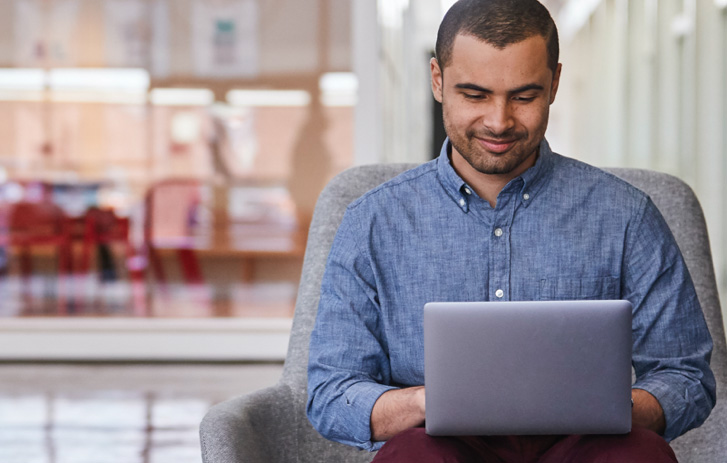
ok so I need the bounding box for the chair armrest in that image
[200,381,377,463]
[200,383,299,463]
[671,398,727,462]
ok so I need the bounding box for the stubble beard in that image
[446,123,538,176]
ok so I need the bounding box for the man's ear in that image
[549,63,562,104]
[430,57,444,103]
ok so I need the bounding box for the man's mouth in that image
[476,137,517,154]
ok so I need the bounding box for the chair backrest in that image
[145,179,205,241]
[78,207,131,275]
[7,200,69,244]
[280,164,726,462]
[282,164,415,387]
[604,169,726,461]
[84,207,130,243]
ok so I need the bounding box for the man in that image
[307,0,715,461]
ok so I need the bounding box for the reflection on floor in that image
[0,275,297,318]
[0,363,284,463]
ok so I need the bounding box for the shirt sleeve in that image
[306,206,398,451]
[623,196,716,441]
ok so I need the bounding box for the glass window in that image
[0,0,354,323]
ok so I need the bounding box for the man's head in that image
[431,0,561,184]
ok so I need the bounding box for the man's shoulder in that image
[551,154,650,205]
[346,160,439,212]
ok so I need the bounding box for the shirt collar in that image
[436,138,556,211]
[514,139,555,207]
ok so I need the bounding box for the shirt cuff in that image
[632,378,689,442]
[344,381,400,451]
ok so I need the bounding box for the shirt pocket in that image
[539,276,619,301]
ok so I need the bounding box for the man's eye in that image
[513,96,536,102]
[463,93,485,100]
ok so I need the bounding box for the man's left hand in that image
[632,388,666,434]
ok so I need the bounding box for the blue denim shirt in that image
[307,140,715,451]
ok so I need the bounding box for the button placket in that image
[488,195,515,302]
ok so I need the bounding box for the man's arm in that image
[632,388,666,434]
[307,208,401,451]
[371,386,426,441]
[625,197,715,440]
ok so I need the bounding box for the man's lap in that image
[372,427,678,463]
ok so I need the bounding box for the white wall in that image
[550,0,727,326]
[353,0,441,165]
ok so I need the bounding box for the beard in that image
[446,124,540,176]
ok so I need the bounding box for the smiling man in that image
[434,32,559,207]
[307,1,715,462]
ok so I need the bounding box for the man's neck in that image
[450,149,538,208]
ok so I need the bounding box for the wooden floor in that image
[0,362,284,463]
[0,274,297,318]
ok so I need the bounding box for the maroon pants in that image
[372,427,678,463]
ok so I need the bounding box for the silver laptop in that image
[424,300,632,436]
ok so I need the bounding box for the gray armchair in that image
[200,165,726,463]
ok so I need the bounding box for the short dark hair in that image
[435,0,559,73]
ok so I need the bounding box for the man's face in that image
[431,34,561,180]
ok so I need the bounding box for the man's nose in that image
[481,100,515,135]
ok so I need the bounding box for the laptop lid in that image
[424,300,632,436]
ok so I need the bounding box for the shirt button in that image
[523,193,531,201]
[495,289,504,298]
[464,188,472,195]
[494,228,503,237]
[459,198,466,207]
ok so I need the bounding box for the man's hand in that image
[372,387,665,442]
[632,388,666,434]
[370,386,426,442]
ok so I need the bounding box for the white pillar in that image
[352,0,382,165]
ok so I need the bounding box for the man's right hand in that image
[371,386,426,442]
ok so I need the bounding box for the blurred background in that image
[0,0,725,462]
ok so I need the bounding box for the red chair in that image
[2,200,73,313]
[144,179,205,286]
[73,206,149,315]
[78,207,132,278]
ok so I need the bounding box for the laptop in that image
[423,300,633,436]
